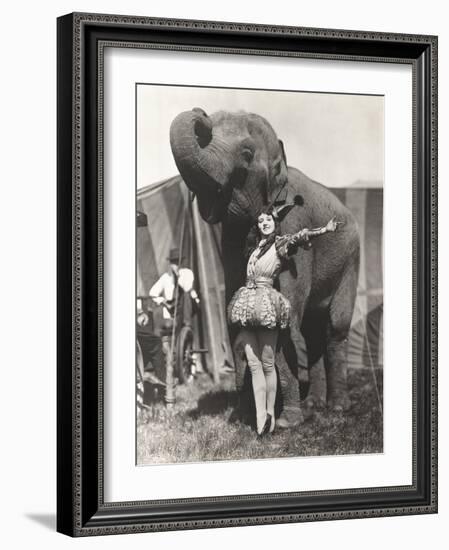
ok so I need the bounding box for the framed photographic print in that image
[57,12,438,536]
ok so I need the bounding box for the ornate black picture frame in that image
[57,12,437,536]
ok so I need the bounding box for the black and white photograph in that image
[136,84,384,465]
[1,0,442,545]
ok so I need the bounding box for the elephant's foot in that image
[303,394,327,412]
[275,406,304,429]
[327,392,351,412]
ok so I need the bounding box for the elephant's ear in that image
[268,140,288,202]
[279,139,287,165]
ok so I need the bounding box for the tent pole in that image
[192,202,220,384]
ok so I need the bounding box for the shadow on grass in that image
[188,388,239,419]
[137,369,383,464]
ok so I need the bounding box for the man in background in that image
[149,247,200,332]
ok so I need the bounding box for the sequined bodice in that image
[247,242,282,282]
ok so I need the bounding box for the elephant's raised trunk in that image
[170,109,234,223]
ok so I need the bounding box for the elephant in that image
[169,107,360,427]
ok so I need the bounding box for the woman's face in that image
[258,213,276,237]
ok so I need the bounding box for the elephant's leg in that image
[306,358,326,410]
[275,315,307,428]
[288,312,309,385]
[229,331,254,426]
[325,332,350,412]
[325,255,359,411]
[275,343,304,428]
[302,308,328,412]
[275,269,311,428]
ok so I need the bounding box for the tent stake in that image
[163,333,176,408]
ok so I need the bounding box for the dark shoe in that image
[257,414,272,439]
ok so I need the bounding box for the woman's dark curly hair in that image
[244,206,281,260]
[245,195,304,260]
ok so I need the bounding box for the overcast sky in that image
[137,84,383,190]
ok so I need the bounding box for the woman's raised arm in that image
[293,216,342,244]
[276,217,343,258]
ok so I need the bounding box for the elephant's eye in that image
[241,148,254,164]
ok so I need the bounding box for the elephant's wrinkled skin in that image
[170,108,360,426]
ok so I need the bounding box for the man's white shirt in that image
[149,268,197,319]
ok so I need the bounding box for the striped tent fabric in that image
[137,176,232,381]
[137,176,192,297]
[331,187,383,369]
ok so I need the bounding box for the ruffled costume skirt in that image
[227,277,291,330]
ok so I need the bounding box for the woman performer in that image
[228,203,341,437]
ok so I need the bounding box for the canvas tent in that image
[137,176,232,382]
[137,176,383,381]
[331,187,383,369]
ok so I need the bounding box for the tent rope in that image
[356,298,383,416]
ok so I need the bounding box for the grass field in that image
[137,368,383,465]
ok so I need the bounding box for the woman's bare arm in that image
[276,218,343,258]
[293,217,342,244]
